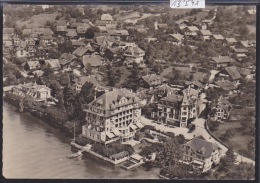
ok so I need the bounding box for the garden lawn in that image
[160,66,173,77]
[247,25,256,34]
[211,121,255,160]
[16,13,58,28]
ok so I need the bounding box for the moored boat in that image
[67,151,83,159]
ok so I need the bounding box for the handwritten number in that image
[172,0,202,8]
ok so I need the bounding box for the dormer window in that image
[197,147,206,154]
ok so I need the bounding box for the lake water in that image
[2,102,160,179]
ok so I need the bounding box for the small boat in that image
[67,151,83,159]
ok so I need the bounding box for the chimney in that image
[94,90,97,100]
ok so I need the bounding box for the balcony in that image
[121,132,135,138]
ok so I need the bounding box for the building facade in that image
[182,136,221,173]
[82,88,143,144]
[152,94,183,125]
[11,83,52,101]
[210,96,232,122]
[180,87,200,128]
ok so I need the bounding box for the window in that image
[182,112,187,115]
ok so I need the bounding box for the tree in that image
[85,63,92,75]
[153,63,163,74]
[4,73,17,86]
[219,148,237,171]
[85,27,100,39]
[49,80,62,98]
[239,25,249,37]
[207,9,215,19]
[106,63,117,87]
[247,139,255,153]
[64,13,71,20]
[208,120,220,131]
[42,67,53,77]
[124,62,140,92]
[60,73,71,86]
[79,81,95,103]
[58,40,74,53]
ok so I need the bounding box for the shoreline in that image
[3,96,148,168]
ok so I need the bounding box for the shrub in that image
[145,132,155,139]
[208,120,220,131]
[141,125,156,132]
[188,124,196,133]
[75,135,92,146]
[165,132,175,138]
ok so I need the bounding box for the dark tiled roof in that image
[56,26,67,32]
[161,94,183,103]
[142,74,167,86]
[214,80,237,91]
[169,34,184,41]
[73,47,88,57]
[211,56,234,64]
[186,136,220,158]
[78,75,100,87]
[212,34,224,40]
[199,30,212,36]
[236,67,252,76]
[224,66,241,80]
[3,28,14,34]
[27,60,40,68]
[59,53,77,65]
[88,88,140,112]
[82,54,103,67]
[45,59,61,69]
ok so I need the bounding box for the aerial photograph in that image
[2,4,256,179]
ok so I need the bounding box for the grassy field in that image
[211,119,255,160]
[16,13,58,29]
[247,25,256,34]
[165,66,208,81]
[160,66,173,77]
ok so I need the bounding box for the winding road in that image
[140,89,255,166]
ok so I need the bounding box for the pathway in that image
[192,118,255,165]
[140,116,194,140]
[140,116,255,165]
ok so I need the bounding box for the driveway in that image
[140,116,255,165]
[140,116,194,140]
